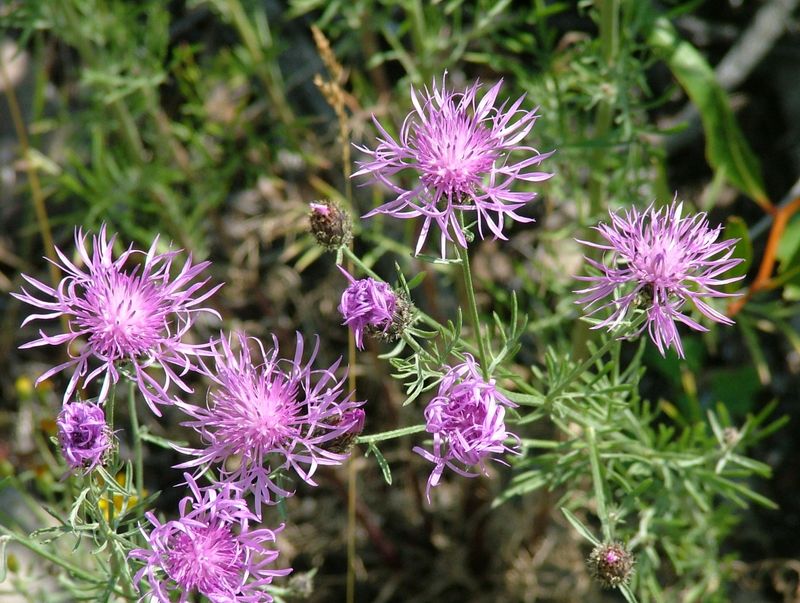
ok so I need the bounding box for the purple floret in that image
[129,474,290,602]
[12,225,221,415]
[413,354,520,500]
[354,72,553,257]
[575,201,743,357]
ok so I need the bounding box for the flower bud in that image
[309,200,352,251]
[588,542,634,588]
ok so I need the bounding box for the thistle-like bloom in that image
[129,474,290,603]
[413,355,520,500]
[575,201,743,358]
[338,267,398,349]
[12,226,221,415]
[56,401,111,473]
[354,73,554,256]
[175,332,364,509]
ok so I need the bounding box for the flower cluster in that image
[129,474,290,603]
[13,70,749,602]
[413,354,520,500]
[56,401,112,473]
[175,332,364,509]
[575,201,742,357]
[354,72,553,257]
[12,225,221,415]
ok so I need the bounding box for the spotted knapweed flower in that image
[129,474,290,603]
[413,354,520,500]
[354,72,554,257]
[12,226,221,415]
[56,401,111,473]
[175,332,364,509]
[575,201,743,358]
[338,267,403,349]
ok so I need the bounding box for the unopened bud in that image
[588,542,634,588]
[309,200,352,251]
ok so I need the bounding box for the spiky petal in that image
[175,332,364,510]
[575,201,743,357]
[354,72,554,257]
[413,354,520,500]
[129,474,290,602]
[12,226,221,415]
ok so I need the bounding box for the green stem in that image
[128,381,144,503]
[587,0,620,218]
[454,235,490,379]
[586,426,612,542]
[355,424,427,445]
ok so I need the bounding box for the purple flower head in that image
[129,474,290,603]
[354,72,554,257]
[12,226,221,415]
[56,401,112,473]
[413,354,520,501]
[175,332,364,509]
[338,267,397,349]
[575,201,743,358]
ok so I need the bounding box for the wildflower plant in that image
[575,201,744,357]
[2,4,794,603]
[413,354,521,499]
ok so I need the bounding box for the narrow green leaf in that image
[405,271,427,290]
[366,443,392,485]
[648,17,769,208]
[561,507,601,546]
[619,584,639,603]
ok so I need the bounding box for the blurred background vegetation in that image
[1,1,799,601]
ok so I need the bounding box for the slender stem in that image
[128,381,144,502]
[345,193,357,603]
[587,426,612,542]
[454,238,490,379]
[355,424,427,445]
[587,0,620,218]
